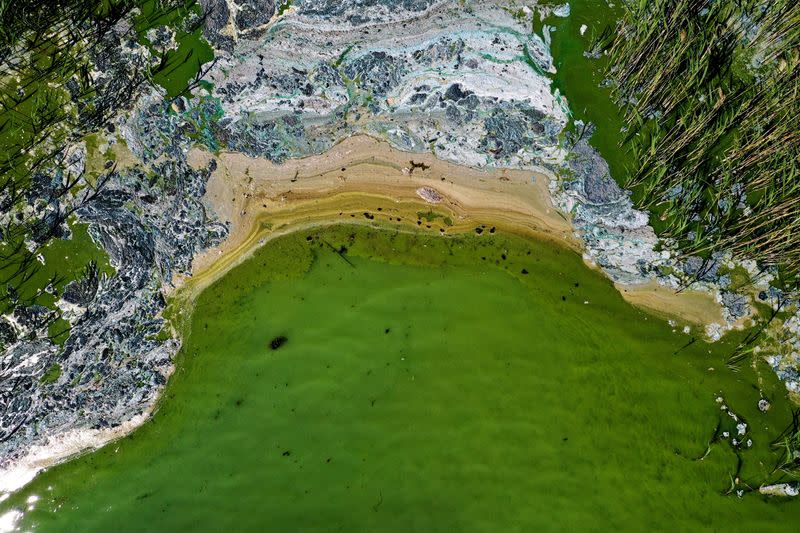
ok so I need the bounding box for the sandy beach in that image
[180,134,726,330]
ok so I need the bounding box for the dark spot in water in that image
[562,437,568,442]
[282,450,291,456]
[501,254,506,260]
[385,328,391,334]
[561,296,566,301]
[489,227,496,234]
[350,214,355,217]
[574,282,580,287]
[521,269,529,274]
[475,227,483,234]
[481,256,486,260]
[235,399,243,407]
[270,336,288,350]
[326,457,332,463]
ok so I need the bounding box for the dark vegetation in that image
[771,409,800,481]
[596,0,800,290]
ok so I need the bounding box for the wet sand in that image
[180,134,725,329]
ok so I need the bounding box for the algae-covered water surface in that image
[5,225,800,530]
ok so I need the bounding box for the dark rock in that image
[62,263,100,306]
[0,318,15,346]
[296,0,438,21]
[235,0,276,32]
[270,336,288,350]
[568,140,623,204]
[409,92,428,105]
[443,83,472,101]
[13,305,57,331]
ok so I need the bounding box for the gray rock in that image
[582,170,623,204]
[236,0,275,32]
[296,0,439,23]
[721,291,750,320]
[199,0,234,52]
[344,51,407,96]
[682,255,721,282]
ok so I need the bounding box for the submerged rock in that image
[270,336,288,350]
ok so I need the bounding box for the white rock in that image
[759,483,800,497]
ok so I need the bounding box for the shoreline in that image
[0,410,154,495]
[0,135,731,498]
[178,135,727,330]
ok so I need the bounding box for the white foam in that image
[0,510,22,533]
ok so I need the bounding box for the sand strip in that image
[179,135,724,328]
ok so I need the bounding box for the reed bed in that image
[597,0,800,289]
[771,409,800,479]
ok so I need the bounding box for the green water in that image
[4,225,799,531]
[545,1,628,180]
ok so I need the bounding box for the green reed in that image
[597,0,800,289]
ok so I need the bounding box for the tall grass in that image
[598,0,800,289]
[771,409,800,479]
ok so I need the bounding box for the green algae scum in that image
[4,225,800,531]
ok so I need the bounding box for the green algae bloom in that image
[4,225,800,531]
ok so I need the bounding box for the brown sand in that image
[615,280,725,326]
[176,134,724,328]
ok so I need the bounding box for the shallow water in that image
[4,225,799,531]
